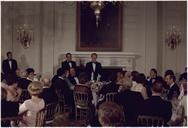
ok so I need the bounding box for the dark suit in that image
[17,78,32,89]
[61,60,76,70]
[53,77,74,107]
[41,87,58,104]
[85,61,102,81]
[167,83,180,100]
[68,76,79,85]
[139,96,172,124]
[1,100,19,127]
[2,59,17,77]
[96,82,119,109]
[117,90,144,126]
[99,82,119,96]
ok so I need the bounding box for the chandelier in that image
[16,24,33,49]
[86,1,118,27]
[165,25,182,50]
[90,1,104,27]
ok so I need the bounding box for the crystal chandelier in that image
[90,1,104,27]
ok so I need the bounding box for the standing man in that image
[61,53,76,70]
[85,53,102,81]
[2,52,18,79]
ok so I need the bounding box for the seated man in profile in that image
[68,68,79,85]
[139,80,172,125]
[85,53,102,81]
[164,71,180,100]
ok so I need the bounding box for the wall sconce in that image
[165,25,182,50]
[16,24,33,49]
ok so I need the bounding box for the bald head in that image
[41,78,51,87]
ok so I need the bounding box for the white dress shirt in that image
[9,60,12,69]
[69,62,72,68]
[92,62,96,72]
[74,77,79,84]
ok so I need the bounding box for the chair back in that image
[19,89,30,103]
[137,115,165,126]
[56,90,64,103]
[35,108,46,126]
[1,116,22,127]
[74,85,91,108]
[45,103,58,122]
[55,90,72,113]
[106,92,117,102]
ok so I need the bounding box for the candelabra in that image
[165,25,182,50]
[16,24,33,49]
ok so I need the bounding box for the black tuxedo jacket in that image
[17,78,32,89]
[68,76,77,85]
[117,90,144,126]
[167,83,180,100]
[41,87,58,104]
[2,59,17,75]
[53,77,74,107]
[139,96,172,124]
[85,61,102,81]
[61,60,76,70]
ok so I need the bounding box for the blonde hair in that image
[122,78,132,90]
[27,81,43,96]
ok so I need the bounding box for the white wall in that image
[1,1,186,78]
[161,2,187,77]
[2,2,42,74]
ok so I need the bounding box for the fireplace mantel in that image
[69,52,138,71]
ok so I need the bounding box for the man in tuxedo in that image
[61,53,76,70]
[117,79,144,126]
[68,68,79,85]
[139,80,172,125]
[85,53,102,81]
[2,52,18,79]
[165,72,180,100]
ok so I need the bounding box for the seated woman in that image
[3,74,22,102]
[19,81,45,126]
[116,70,126,86]
[131,73,148,100]
[1,87,19,127]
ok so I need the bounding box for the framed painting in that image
[76,2,123,51]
